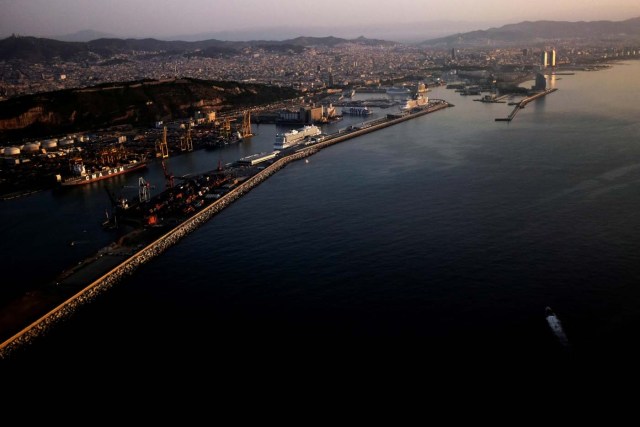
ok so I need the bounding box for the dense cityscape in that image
[1,41,640,100]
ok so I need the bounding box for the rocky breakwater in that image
[0,148,316,358]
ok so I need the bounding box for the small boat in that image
[545,306,569,347]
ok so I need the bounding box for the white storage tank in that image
[41,139,58,149]
[22,142,40,153]
[3,146,20,156]
[59,138,74,147]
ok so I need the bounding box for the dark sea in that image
[4,62,640,370]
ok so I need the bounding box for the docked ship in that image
[401,92,429,111]
[341,106,372,116]
[274,125,321,150]
[386,86,411,95]
[57,158,147,186]
[342,89,356,98]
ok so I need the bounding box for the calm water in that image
[5,62,640,365]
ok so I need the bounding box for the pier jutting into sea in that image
[495,88,558,122]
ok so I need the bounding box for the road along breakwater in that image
[0,101,452,358]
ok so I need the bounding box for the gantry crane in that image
[155,126,169,158]
[180,123,194,152]
[239,111,253,139]
[161,159,174,188]
[219,117,236,139]
[138,177,151,203]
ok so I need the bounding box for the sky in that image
[1,0,640,40]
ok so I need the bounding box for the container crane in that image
[180,123,194,152]
[161,159,174,188]
[155,126,169,158]
[239,111,253,139]
[139,177,151,203]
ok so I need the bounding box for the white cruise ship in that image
[275,125,321,150]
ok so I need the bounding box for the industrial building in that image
[237,152,277,165]
[277,105,324,124]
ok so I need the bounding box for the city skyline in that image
[1,0,640,41]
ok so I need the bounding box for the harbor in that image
[0,100,452,358]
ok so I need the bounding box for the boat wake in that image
[545,307,569,347]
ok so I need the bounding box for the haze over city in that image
[1,0,640,41]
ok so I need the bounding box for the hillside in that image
[422,17,640,47]
[0,78,299,142]
[0,35,397,62]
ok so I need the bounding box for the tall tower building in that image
[550,49,556,67]
[534,73,547,91]
[541,51,548,68]
[451,48,456,60]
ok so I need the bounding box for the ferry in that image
[274,125,321,150]
[386,86,411,95]
[341,106,372,116]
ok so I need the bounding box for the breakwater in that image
[496,89,558,122]
[0,101,451,358]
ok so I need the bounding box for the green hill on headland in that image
[0,78,299,142]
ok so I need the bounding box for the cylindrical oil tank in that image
[3,146,20,156]
[59,138,74,147]
[41,140,58,149]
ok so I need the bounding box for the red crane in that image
[161,159,174,188]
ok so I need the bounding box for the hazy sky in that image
[1,0,640,39]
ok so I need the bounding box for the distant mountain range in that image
[0,35,397,62]
[422,17,640,47]
[3,17,640,63]
[163,21,504,44]
[54,30,116,42]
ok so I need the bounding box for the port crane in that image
[102,187,120,228]
[180,123,194,152]
[96,144,126,165]
[138,177,151,202]
[155,126,169,158]
[219,117,236,139]
[161,159,175,188]
[239,111,253,139]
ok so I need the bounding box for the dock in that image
[495,88,557,122]
[474,94,508,103]
[0,100,452,358]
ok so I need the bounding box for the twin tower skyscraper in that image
[541,49,557,68]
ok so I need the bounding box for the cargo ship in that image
[56,159,147,186]
[275,125,321,150]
